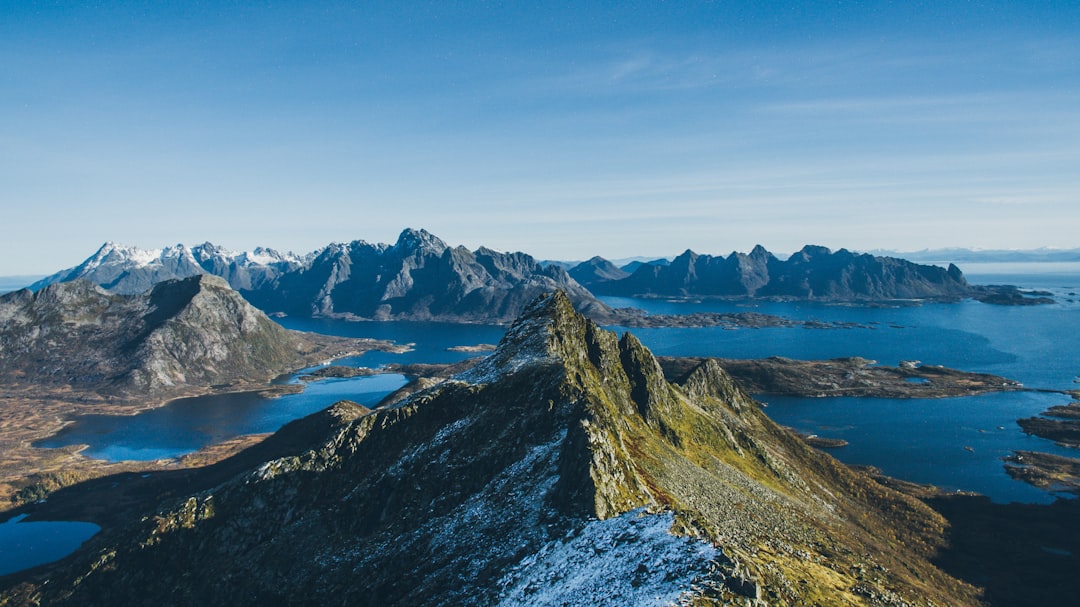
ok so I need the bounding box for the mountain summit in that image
[4,291,977,606]
[0,274,327,397]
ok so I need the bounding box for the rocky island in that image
[658,356,1024,398]
[1017,401,1080,448]
[1003,401,1080,497]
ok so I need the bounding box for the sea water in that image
[34,266,1080,488]
[600,262,1080,503]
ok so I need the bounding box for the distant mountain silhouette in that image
[577,244,977,301]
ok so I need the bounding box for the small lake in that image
[37,374,410,461]
[0,514,99,576]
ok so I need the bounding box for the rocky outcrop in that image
[660,356,1025,398]
[3,292,978,606]
[1017,402,1080,448]
[0,275,343,398]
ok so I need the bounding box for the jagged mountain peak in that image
[792,244,833,259]
[394,227,448,255]
[31,230,607,322]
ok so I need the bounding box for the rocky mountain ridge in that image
[581,244,973,300]
[32,229,608,323]
[2,291,978,606]
[575,244,1054,304]
[245,229,607,322]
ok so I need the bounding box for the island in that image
[658,356,1024,398]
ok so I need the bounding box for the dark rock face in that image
[250,227,609,321]
[0,275,318,397]
[241,229,608,322]
[587,245,975,301]
[32,230,607,323]
[3,292,978,606]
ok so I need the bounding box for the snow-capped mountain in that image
[30,242,308,295]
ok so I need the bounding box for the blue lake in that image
[0,514,99,576]
[37,374,411,461]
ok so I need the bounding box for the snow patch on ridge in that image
[495,509,720,607]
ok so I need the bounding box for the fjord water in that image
[9,265,1076,577]
[275,265,1080,503]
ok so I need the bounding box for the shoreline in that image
[0,333,404,513]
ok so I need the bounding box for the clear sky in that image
[2,1,1079,275]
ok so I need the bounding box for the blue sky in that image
[2,1,1079,275]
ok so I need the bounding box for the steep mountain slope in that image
[3,292,978,606]
[588,245,974,301]
[0,275,337,398]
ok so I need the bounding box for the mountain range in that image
[1,291,978,606]
[575,245,974,300]
[30,231,1052,324]
[31,229,607,323]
